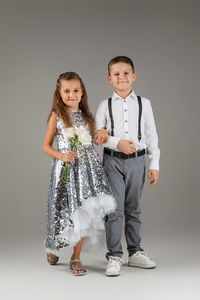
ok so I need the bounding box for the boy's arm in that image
[95,101,121,150]
[144,100,160,171]
[95,101,136,153]
[103,136,121,150]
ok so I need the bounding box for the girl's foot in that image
[70,257,87,276]
[47,253,59,265]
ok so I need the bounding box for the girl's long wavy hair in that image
[48,72,95,137]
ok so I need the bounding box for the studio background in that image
[0,0,199,299]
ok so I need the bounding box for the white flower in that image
[63,127,76,139]
[75,125,92,145]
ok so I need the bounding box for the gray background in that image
[0,0,199,299]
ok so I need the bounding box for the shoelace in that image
[109,256,124,265]
[134,251,152,262]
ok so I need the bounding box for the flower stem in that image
[60,136,78,183]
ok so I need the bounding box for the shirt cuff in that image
[103,136,121,151]
[149,159,159,171]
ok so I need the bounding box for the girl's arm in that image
[93,128,109,145]
[43,113,76,163]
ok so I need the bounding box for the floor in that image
[1,233,199,300]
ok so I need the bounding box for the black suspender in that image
[108,97,114,136]
[108,96,142,141]
[137,95,142,142]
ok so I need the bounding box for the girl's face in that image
[59,79,83,110]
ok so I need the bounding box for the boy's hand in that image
[61,151,76,163]
[117,140,136,154]
[148,169,159,185]
[93,128,109,146]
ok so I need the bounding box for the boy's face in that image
[108,62,136,93]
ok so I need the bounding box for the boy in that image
[94,56,160,276]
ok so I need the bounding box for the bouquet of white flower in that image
[60,126,92,182]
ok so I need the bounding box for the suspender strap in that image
[137,95,142,142]
[108,97,114,136]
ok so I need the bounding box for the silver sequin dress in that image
[45,110,116,254]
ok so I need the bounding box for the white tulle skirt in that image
[45,194,116,255]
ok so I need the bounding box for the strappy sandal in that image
[70,259,87,276]
[47,253,59,265]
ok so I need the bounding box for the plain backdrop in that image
[0,1,200,298]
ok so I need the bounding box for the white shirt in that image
[95,90,160,170]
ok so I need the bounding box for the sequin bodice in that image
[55,110,90,152]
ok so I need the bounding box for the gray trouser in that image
[103,153,145,259]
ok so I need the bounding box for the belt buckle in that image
[135,151,138,158]
[111,150,114,157]
[119,152,125,159]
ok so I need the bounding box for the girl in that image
[43,72,116,276]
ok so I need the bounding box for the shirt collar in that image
[112,90,137,101]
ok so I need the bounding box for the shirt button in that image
[125,109,127,112]
[125,120,127,122]
[126,131,128,134]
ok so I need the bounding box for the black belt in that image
[104,148,145,159]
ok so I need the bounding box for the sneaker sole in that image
[128,263,156,269]
[105,273,120,277]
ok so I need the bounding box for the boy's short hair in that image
[108,56,135,75]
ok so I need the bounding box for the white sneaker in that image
[105,256,124,276]
[128,251,156,269]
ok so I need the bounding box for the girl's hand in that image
[61,151,76,163]
[148,169,159,185]
[94,128,109,146]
